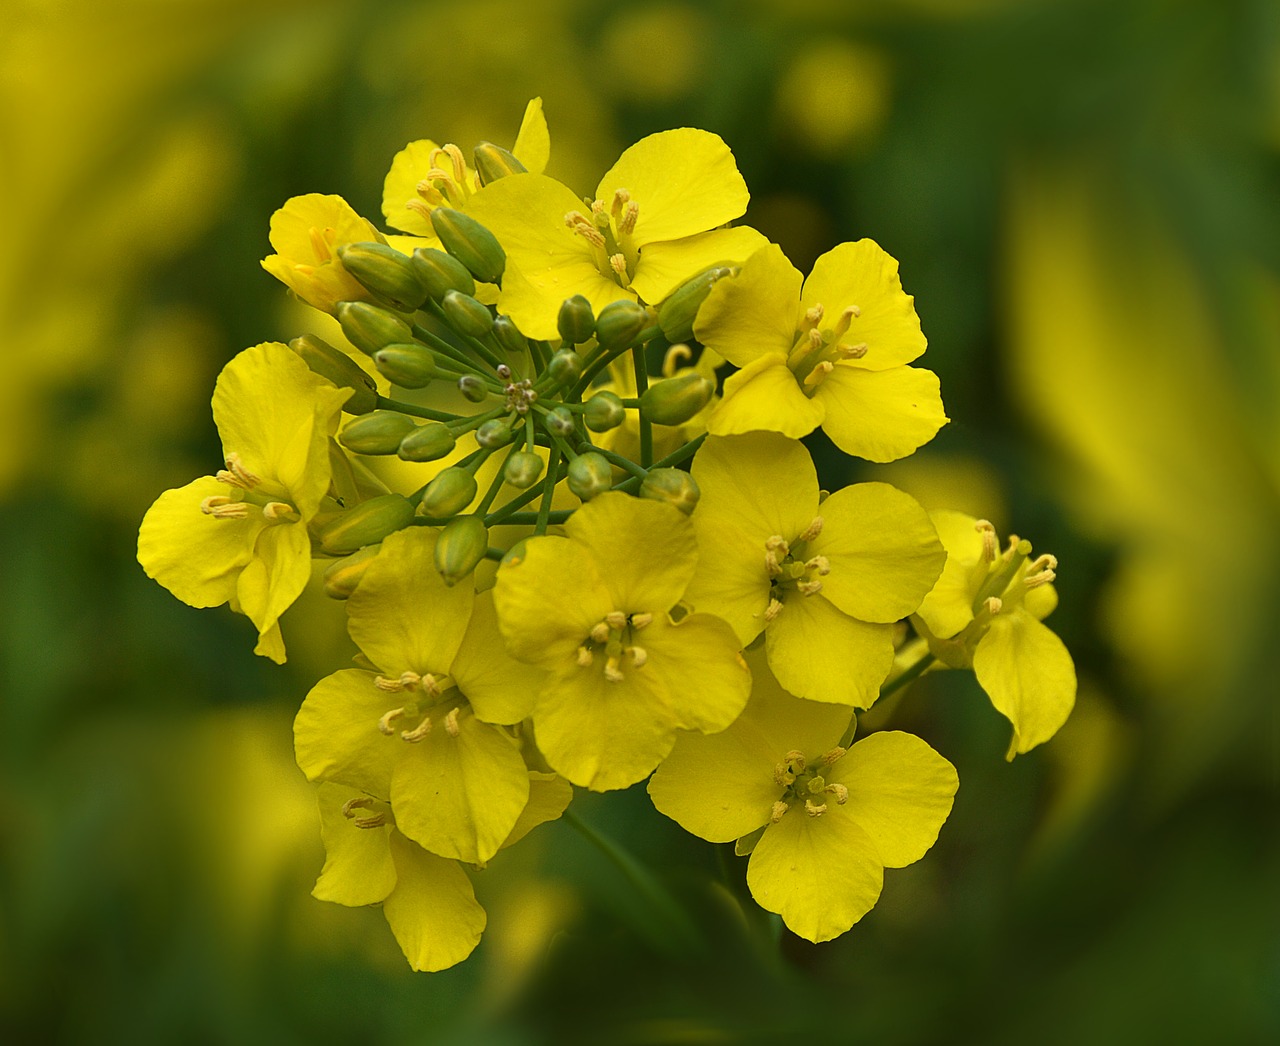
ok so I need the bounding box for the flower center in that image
[770,747,849,820]
[760,516,827,621]
[200,453,298,523]
[564,188,641,289]
[374,671,472,743]
[574,609,653,683]
[785,301,867,394]
[404,144,473,222]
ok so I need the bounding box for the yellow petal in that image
[915,509,988,639]
[450,590,544,725]
[632,225,769,305]
[313,782,396,907]
[268,193,382,261]
[503,771,573,850]
[595,128,749,246]
[639,613,751,733]
[811,482,945,623]
[235,521,311,664]
[381,139,443,236]
[512,97,550,175]
[707,353,826,440]
[294,668,395,797]
[694,244,800,368]
[829,731,958,867]
[383,833,485,972]
[815,363,947,462]
[765,591,894,708]
[801,240,927,370]
[498,256,632,341]
[973,608,1077,757]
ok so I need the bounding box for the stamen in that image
[610,188,632,220]
[220,453,261,489]
[421,674,443,699]
[820,747,846,766]
[984,596,1003,615]
[439,143,467,186]
[762,597,784,623]
[308,227,334,263]
[804,799,827,817]
[661,344,692,377]
[603,657,624,683]
[801,304,824,331]
[1029,553,1059,573]
[805,555,831,576]
[773,763,795,786]
[765,535,790,556]
[605,611,628,631]
[829,304,860,341]
[200,496,249,519]
[630,613,653,630]
[342,797,375,818]
[590,622,611,644]
[784,750,807,772]
[628,645,647,668]
[803,361,834,389]
[1024,569,1056,588]
[262,502,298,523]
[564,211,606,249]
[765,551,783,577]
[797,516,824,542]
[375,676,406,693]
[617,201,639,236]
[609,253,630,285]
[400,718,432,743]
[826,783,849,804]
[406,197,437,221]
[770,800,789,823]
[352,812,386,829]
[378,708,406,735]
[796,579,823,596]
[837,342,867,360]
[443,707,461,738]
[975,520,998,562]
[576,646,593,667]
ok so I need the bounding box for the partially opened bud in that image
[339,411,418,454]
[431,207,505,284]
[434,515,489,586]
[398,421,457,462]
[322,544,381,599]
[567,452,613,501]
[336,301,413,357]
[337,242,427,311]
[639,468,700,515]
[418,467,478,518]
[473,141,527,186]
[288,335,377,413]
[318,494,414,554]
[411,247,477,301]
[557,295,595,344]
[657,265,734,342]
[639,372,714,426]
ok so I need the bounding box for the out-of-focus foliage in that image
[2,0,1277,1042]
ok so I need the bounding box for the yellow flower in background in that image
[698,241,947,462]
[295,527,550,865]
[685,433,945,707]
[649,652,957,943]
[493,491,751,791]
[137,342,349,662]
[466,128,765,339]
[914,510,1076,758]
[261,194,387,314]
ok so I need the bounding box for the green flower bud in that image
[473,142,527,186]
[322,544,381,599]
[373,343,438,389]
[288,335,377,414]
[594,299,649,349]
[491,315,528,355]
[567,452,613,501]
[457,374,489,402]
[544,406,576,438]
[339,411,418,455]
[503,450,544,489]
[639,468,700,515]
[430,207,505,284]
[546,348,583,385]
[557,294,595,344]
[441,289,494,338]
[475,418,515,449]
[657,265,735,342]
[318,494,414,554]
[418,467,478,518]
[336,301,414,357]
[398,421,457,462]
[639,372,715,426]
[434,515,489,586]
[337,242,427,311]
[411,247,476,301]
[584,390,625,432]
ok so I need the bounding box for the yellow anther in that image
[826,783,849,804]
[797,516,824,542]
[375,675,408,693]
[564,211,606,249]
[802,304,824,331]
[630,612,653,630]
[765,535,790,555]
[628,645,647,668]
[661,344,692,377]
[617,201,639,236]
[378,707,406,735]
[805,555,831,576]
[837,342,868,360]
[435,143,468,186]
[406,197,437,221]
[784,750,807,771]
[829,304,860,341]
[773,762,794,786]
[341,796,374,817]
[576,646,593,667]
[770,800,789,823]
[590,622,611,644]
[804,799,828,817]
[443,707,461,738]
[421,673,443,699]
[820,747,846,766]
[352,812,386,829]
[975,520,998,562]
[200,496,249,519]
[262,502,298,523]
[1024,569,1056,588]
[1029,553,1059,573]
[220,453,261,489]
[984,596,1003,615]
[308,226,334,263]
[605,611,628,631]
[765,551,783,578]
[803,361,834,389]
[343,797,388,826]
[609,253,630,284]
[603,657,624,683]
[610,188,632,218]
[400,718,432,743]
[763,597,784,623]
[590,198,608,221]
[796,579,823,597]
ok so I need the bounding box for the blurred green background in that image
[2,0,1278,1042]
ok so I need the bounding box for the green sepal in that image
[639,373,714,426]
[411,247,476,301]
[434,515,489,586]
[473,142,527,186]
[336,301,414,357]
[337,242,427,311]
[657,264,735,342]
[398,421,457,462]
[431,207,506,284]
[339,410,418,455]
[317,494,414,554]
[567,452,612,501]
[557,294,596,345]
[594,299,649,349]
[322,543,381,599]
[418,467,479,518]
[583,391,625,432]
[288,334,378,413]
[373,343,438,388]
[441,290,495,338]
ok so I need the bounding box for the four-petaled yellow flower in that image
[697,242,947,462]
[685,433,946,707]
[493,491,751,791]
[137,342,350,662]
[649,652,958,943]
[913,510,1076,757]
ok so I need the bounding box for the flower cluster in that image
[138,99,1076,970]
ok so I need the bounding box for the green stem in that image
[612,433,706,493]
[534,447,562,535]
[375,396,459,422]
[590,445,648,480]
[632,346,653,468]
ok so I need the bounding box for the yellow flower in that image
[493,491,751,791]
[914,510,1076,758]
[260,193,386,314]
[465,128,766,339]
[697,242,947,462]
[294,527,550,865]
[648,652,957,943]
[684,433,945,707]
[313,772,570,972]
[137,342,349,662]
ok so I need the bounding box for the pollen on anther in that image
[590,622,611,644]
[770,800,789,823]
[401,717,432,743]
[200,497,249,519]
[1024,569,1056,588]
[826,783,849,804]
[341,797,374,818]
[603,657,624,683]
[975,520,998,562]
[820,747,846,766]
[605,611,627,630]
[628,646,648,668]
[804,799,827,817]
[984,596,1004,615]
[378,708,405,735]
[784,750,807,771]
[796,579,823,596]
[617,202,639,236]
[797,516,824,542]
[763,597,784,623]
[444,707,461,738]
[576,646,593,667]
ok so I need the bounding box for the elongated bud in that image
[583,390,625,432]
[323,544,381,599]
[639,468,700,515]
[430,207,505,284]
[318,494,414,554]
[639,372,714,426]
[418,467,478,518]
[440,290,494,338]
[657,265,734,342]
[398,421,456,462]
[434,515,488,585]
[491,315,528,355]
[336,301,413,357]
[373,343,438,389]
[567,452,613,501]
[288,335,377,413]
[473,141,527,186]
[544,406,575,437]
[411,247,476,300]
[339,411,418,455]
[594,299,649,349]
[337,242,427,311]
[504,450,544,489]
[475,418,514,449]
[557,295,595,344]
[547,348,583,385]
[457,374,489,402]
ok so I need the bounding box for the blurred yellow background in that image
[2,0,1277,1042]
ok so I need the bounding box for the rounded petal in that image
[383,833,485,972]
[347,528,474,676]
[707,353,826,441]
[392,712,530,864]
[235,521,312,664]
[973,609,1077,757]
[765,592,894,708]
[632,225,769,306]
[268,193,383,261]
[640,613,751,733]
[497,256,632,341]
[451,590,544,725]
[811,482,946,623]
[747,808,883,943]
[381,139,443,236]
[313,783,396,907]
[915,509,988,639]
[503,771,573,850]
[596,128,749,245]
[694,244,800,368]
[294,669,395,797]
[815,363,947,463]
[801,240,927,370]
[512,97,550,174]
[829,731,958,868]
[681,530,769,647]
